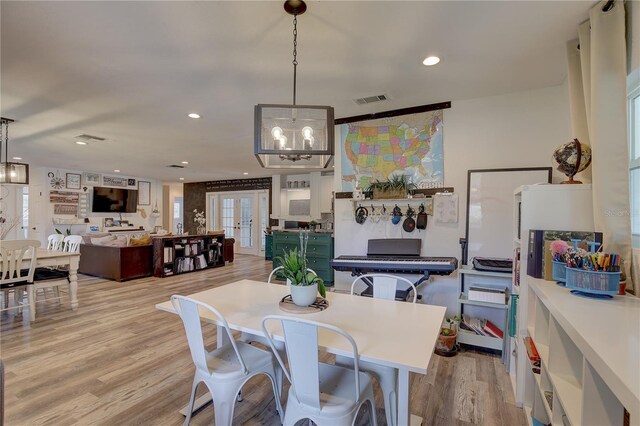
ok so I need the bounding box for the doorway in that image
[206,190,268,256]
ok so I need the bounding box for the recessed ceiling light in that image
[75,141,88,145]
[181,161,189,164]
[179,177,185,180]
[422,56,440,66]
[113,169,120,173]
[187,113,201,119]
[243,172,249,175]
[12,157,22,160]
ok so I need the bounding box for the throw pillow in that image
[91,235,116,246]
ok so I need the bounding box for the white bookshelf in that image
[524,277,640,425]
[457,266,511,352]
[512,184,596,409]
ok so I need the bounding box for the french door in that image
[207,190,268,256]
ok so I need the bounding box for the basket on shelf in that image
[551,261,567,282]
[565,267,620,296]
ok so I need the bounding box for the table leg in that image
[69,257,80,310]
[217,324,230,348]
[397,368,423,426]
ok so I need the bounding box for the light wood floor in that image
[1,255,525,426]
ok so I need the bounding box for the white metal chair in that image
[0,240,40,322]
[46,234,64,251]
[171,296,284,426]
[268,266,317,284]
[341,274,418,426]
[261,315,377,426]
[34,234,82,304]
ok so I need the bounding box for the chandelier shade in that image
[0,117,29,185]
[254,104,334,169]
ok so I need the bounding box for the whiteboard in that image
[465,168,551,263]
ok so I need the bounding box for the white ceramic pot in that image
[290,283,318,307]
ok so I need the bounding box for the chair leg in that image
[27,286,35,322]
[54,286,61,304]
[265,367,284,424]
[183,377,200,426]
[210,385,237,426]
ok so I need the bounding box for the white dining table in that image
[156,279,446,425]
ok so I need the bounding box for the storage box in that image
[551,261,566,282]
[565,268,620,296]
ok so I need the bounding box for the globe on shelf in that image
[552,138,592,184]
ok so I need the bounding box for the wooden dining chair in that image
[46,234,64,251]
[33,235,81,305]
[0,240,40,321]
[171,296,283,425]
[262,315,378,426]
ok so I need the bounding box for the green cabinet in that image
[265,234,273,260]
[272,231,334,285]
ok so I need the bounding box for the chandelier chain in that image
[292,13,298,105]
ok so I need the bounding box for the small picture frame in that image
[128,178,136,187]
[104,218,114,227]
[66,173,81,189]
[83,172,101,186]
[89,225,100,232]
[138,181,151,205]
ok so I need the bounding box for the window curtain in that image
[566,0,634,293]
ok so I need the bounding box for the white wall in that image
[29,165,163,246]
[334,83,571,314]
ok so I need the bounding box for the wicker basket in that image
[372,188,408,199]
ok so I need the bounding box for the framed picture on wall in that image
[138,181,151,205]
[83,172,101,186]
[66,173,81,189]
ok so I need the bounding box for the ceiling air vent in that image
[75,134,106,141]
[354,94,388,105]
[167,164,185,169]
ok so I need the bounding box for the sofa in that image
[78,232,153,282]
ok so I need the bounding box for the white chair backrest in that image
[63,235,83,253]
[261,315,362,409]
[47,234,64,251]
[0,240,40,285]
[171,295,248,375]
[351,273,418,303]
[268,266,318,285]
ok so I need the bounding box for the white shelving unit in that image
[512,184,596,409]
[524,277,640,425]
[457,266,511,352]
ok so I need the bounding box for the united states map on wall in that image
[340,109,444,191]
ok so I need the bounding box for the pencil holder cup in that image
[551,261,566,283]
[565,268,620,296]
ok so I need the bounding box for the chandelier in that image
[254,0,334,169]
[0,117,29,185]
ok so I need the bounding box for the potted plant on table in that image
[275,234,326,307]
[435,315,461,357]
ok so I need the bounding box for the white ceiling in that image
[1,1,590,182]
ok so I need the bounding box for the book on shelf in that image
[467,286,508,304]
[163,247,173,263]
[524,336,541,367]
[482,319,504,339]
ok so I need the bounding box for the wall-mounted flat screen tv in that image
[92,187,138,213]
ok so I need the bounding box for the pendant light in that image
[0,117,29,185]
[254,0,334,169]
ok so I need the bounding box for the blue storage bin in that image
[565,267,620,296]
[551,261,566,282]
